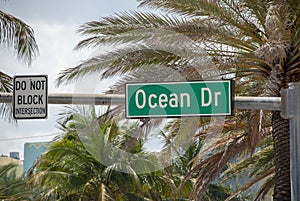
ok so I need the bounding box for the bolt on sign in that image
[13,75,48,119]
[126,80,233,118]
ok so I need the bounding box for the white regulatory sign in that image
[13,75,48,119]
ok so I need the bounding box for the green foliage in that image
[29,106,244,201]
[0,164,32,200]
[29,107,168,200]
[206,184,244,201]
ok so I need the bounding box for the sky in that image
[0,0,141,159]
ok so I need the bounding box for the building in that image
[9,152,20,160]
[0,153,23,177]
[23,142,48,173]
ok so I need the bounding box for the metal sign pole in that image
[282,83,300,201]
[0,93,125,105]
[0,93,282,110]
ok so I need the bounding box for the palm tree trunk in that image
[272,111,290,201]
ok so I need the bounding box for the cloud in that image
[0,0,139,24]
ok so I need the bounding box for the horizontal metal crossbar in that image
[0,92,281,111]
[234,96,281,111]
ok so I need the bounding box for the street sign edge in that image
[13,75,48,120]
[125,80,234,119]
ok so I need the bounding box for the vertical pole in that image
[283,83,300,201]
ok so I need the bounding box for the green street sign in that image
[126,80,233,118]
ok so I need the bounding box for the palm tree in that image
[57,1,300,200]
[0,4,39,121]
[29,106,180,200]
[29,106,243,201]
[29,106,124,200]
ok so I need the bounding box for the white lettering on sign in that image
[180,93,190,107]
[201,88,221,107]
[149,94,157,109]
[169,94,178,107]
[135,89,146,109]
[159,94,168,108]
[214,92,221,106]
[13,75,48,119]
[201,88,212,106]
[134,89,191,109]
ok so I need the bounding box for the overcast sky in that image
[0,0,141,159]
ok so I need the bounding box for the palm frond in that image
[0,102,14,123]
[0,71,12,92]
[75,9,263,54]
[0,71,15,123]
[75,11,194,50]
[179,134,247,200]
[0,164,18,178]
[139,0,266,42]
[224,167,275,201]
[77,11,187,36]
[253,176,275,201]
[221,145,273,182]
[57,45,192,86]
[243,0,268,30]
[138,0,218,16]
[0,164,31,200]
[0,10,38,64]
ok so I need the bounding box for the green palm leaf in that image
[0,164,32,200]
